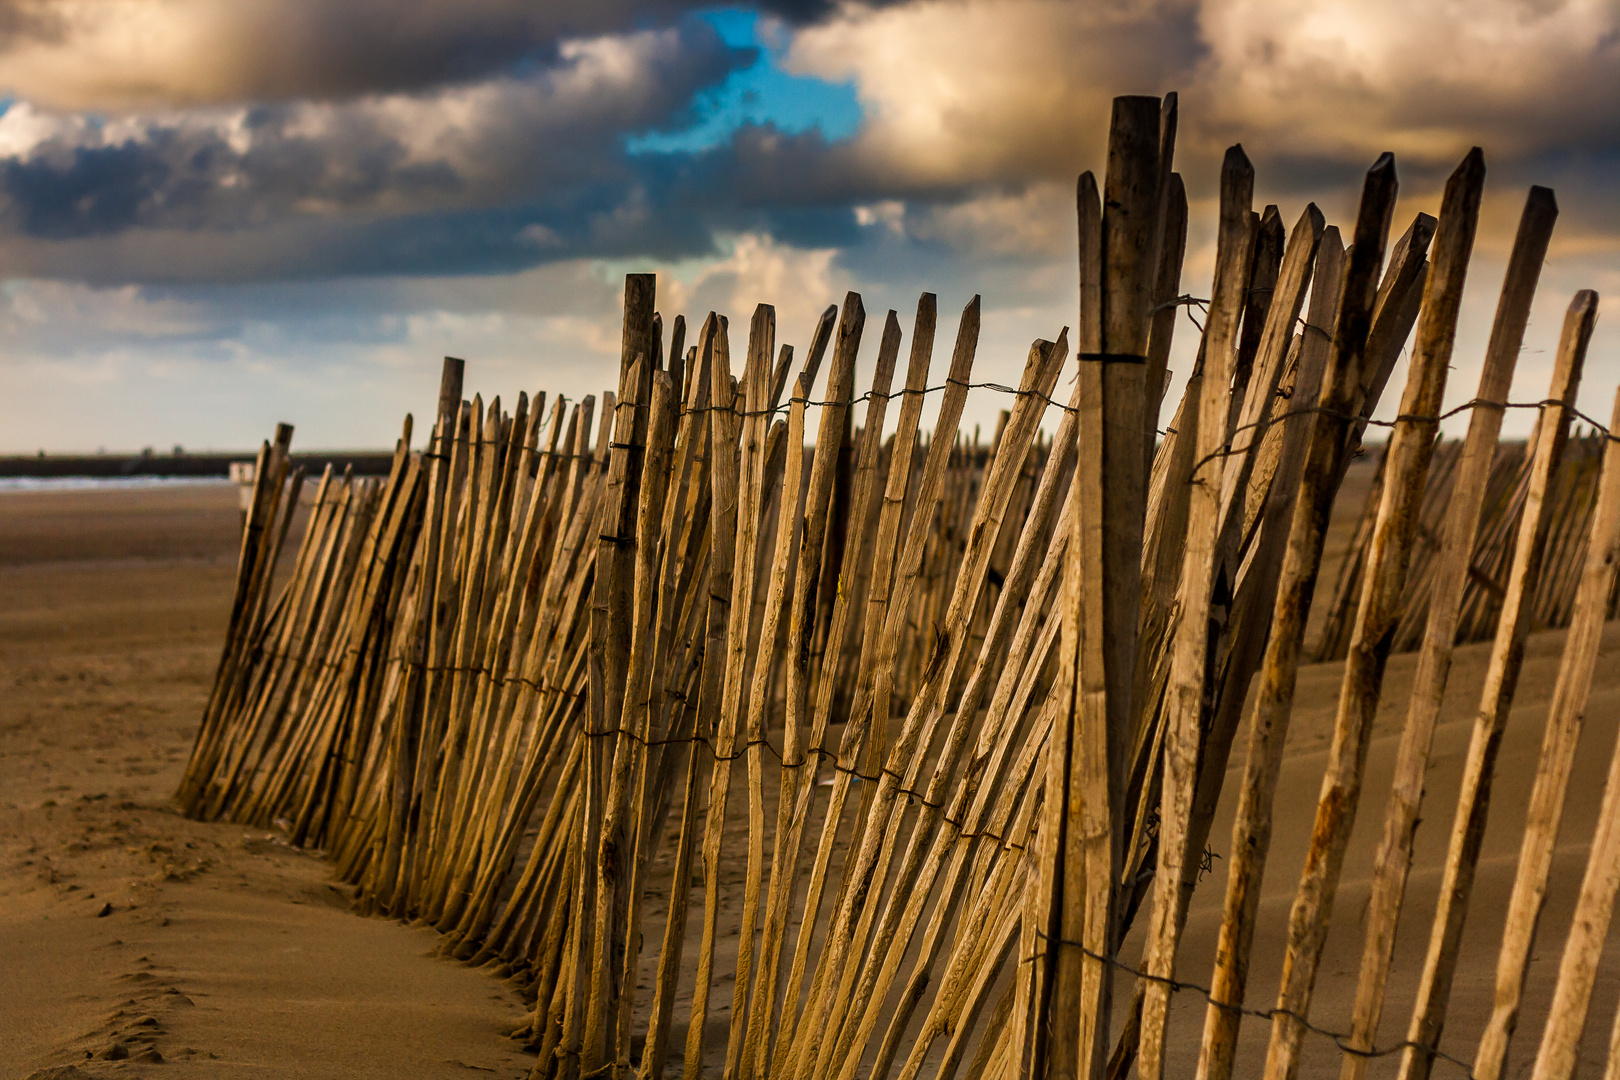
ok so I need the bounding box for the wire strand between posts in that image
[1028,930,1482,1079]
[654,374,1616,453]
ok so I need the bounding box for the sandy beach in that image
[2,468,1617,1078]
[0,483,533,1079]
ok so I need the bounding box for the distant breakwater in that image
[0,451,397,479]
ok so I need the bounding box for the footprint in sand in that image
[72,961,199,1067]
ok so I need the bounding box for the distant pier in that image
[0,451,397,479]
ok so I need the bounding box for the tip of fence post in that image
[439,357,466,423]
[1527,184,1558,217]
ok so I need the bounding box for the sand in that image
[1166,615,1620,1077]
[2,470,1617,1079]
[0,484,533,1079]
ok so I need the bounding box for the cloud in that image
[783,0,1620,192]
[0,0,1616,457]
[901,184,1076,258]
[784,0,1204,187]
[0,23,744,235]
[1195,0,1620,167]
[659,231,849,341]
[0,0,884,110]
[0,21,776,284]
[4,0,1614,287]
[0,277,211,344]
[0,261,628,451]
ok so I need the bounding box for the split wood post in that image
[714,302,787,1078]
[431,391,538,909]
[1195,151,1400,1080]
[1143,93,1186,471]
[1397,289,1594,1080]
[1229,205,1285,440]
[811,387,858,676]
[1136,346,1201,727]
[1136,143,1255,1080]
[1213,204,1326,549]
[578,331,650,1073]
[1354,213,1438,444]
[781,295,976,1080]
[731,300,858,1078]
[578,273,658,1068]
[438,399,567,934]
[684,306,772,1080]
[895,777,1044,1080]
[379,394,461,911]
[1341,183,1557,1080]
[860,299,951,787]
[608,326,713,1056]
[734,375,819,1078]
[1107,223,1342,1080]
[473,400,600,936]
[556,395,621,1080]
[1144,206,1329,939]
[863,375,1079,1080]
[374,357,463,913]
[769,296,935,1076]
[1039,165,1107,1080]
[400,396,473,914]
[1525,383,1620,1080]
[1043,94,1160,1080]
[742,300,880,1080]
[193,457,329,816]
[638,317,719,1080]
[1472,290,1604,1080]
[820,331,1065,1080]
[587,368,677,1070]
[1262,147,1485,1080]
[421,396,505,895]
[180,422,294,811]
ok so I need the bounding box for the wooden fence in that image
[1313,428,1618,662]
[177,94,1620,1080]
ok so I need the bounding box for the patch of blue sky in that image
[627,7,861,154]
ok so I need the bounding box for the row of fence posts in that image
[1313,425,1618,662]
[177,93,1620,1080]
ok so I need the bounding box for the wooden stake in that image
[1342,182,1556,1080]
[1136,143,1257,1080]
[1397,289,1594,1080]
[1472,291,1604,1080]
[1196,150,1399,1080]
[1262,147,1484,1080]
[1524,383,1620,1080]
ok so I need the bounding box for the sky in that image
[0,0,1615,453]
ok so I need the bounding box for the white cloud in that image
[0,278,210,338]
[905,184,1073,256]
[785,0,1620,184]
[658,232,849,348]
[785,0,1200,186]
[1195,0,1620,164]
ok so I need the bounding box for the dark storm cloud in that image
[0,156,843,285]
[0,0,890,109]
[0,118,917,285]
[0,20,747,250]
[3,141,170,237]
[0,0,1616,292]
